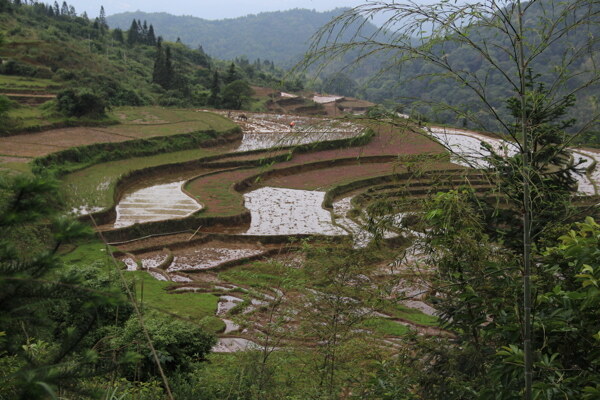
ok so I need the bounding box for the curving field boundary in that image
[32,127,243,176]
[84,129,377,233]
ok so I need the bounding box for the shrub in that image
[56,88,107,117]
[114,311,216,379]
[0,59,39,77]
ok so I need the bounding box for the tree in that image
[127,19,139,46]
[0,175,130,398]
[112,28,124,44]
[221,79,253,109]
[224,62,239,85]
[322,72,357,97]
[152,41,174,90]
[147,24,156,46]
[208,70,221,107]
[57,88,107,117]
[98,5,107,29]
[113,311,215,380]
[303,1,600,398]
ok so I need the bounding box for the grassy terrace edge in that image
[31,126,243,176]
[94,129,376,241]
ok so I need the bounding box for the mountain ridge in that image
[106,8,375,66]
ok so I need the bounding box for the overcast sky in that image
[69,0,366,19]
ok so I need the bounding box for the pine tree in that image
[98,5,107,28]
[164,46,173,87]
[152,39,165,85]
[152,39,173,89]
[224,62,238,85]
[127,19,139,46]
[112,28,124,43]
[209,70,221,107]
[60,0,68,15]
[147,24,156,46]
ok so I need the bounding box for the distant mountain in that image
[107,9,379,66]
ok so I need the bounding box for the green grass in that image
[4,102,117,134]
[61,241,222,332]
[60,240,117,266]
[0,74,58,90]
[199,316,227,334]
[0,158,32,174]
[361,317,411,336]
[108,107,237,138]
[218,260,306,290]
[61,146,230,210]
[381,302,439,326]
[129,270,219,322]
[185,168,260,217]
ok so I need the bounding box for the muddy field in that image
[52,110,600,352]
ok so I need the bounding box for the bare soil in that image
[262,162,402,190]
[0,127,134,157]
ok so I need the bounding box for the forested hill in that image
[106,8,378,66]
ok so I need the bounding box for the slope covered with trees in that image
[106,8,379,67]
[0,0,293,134]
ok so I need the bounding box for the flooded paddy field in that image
[427,126,600,195]
[114,180,202,228]
[58,109,600,352]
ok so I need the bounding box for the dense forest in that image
[106,9,374,67]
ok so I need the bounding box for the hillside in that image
[106,8,379,66]
[0,1,297,134]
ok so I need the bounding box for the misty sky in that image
[68,0,366,19]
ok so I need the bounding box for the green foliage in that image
[0,174,132,398]
[152,40,174,89]
[322,72,357,97]
[56,87,107,117]
[114,310,216,379]
[0,94,12,127]
[221,79,254,110]
[32,127,236,176]
[483,218,600,398]
[106,9,363,66]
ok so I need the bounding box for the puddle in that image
[217,295,244,316]
[141,254,169,270]
[313,95,343,103]
[243,187,347,236]
[332,195,401,248]
[114,180,202,228]
[170,274,192,282]
[121,257,138,271]
[225,112,363,152]
[71,205,104,216]
[212,337,260,352]
[148,270,168,281]
[222,319,241,334]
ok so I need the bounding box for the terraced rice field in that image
[114,181,202,228]
[243,187,346,235]
[428,125,600,195]
[46,109,600,352]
